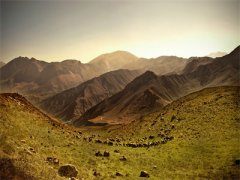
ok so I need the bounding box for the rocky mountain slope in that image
[40,69,141,121]
[76,46,239,125]
[181,57,213,74]
[0,61,5,68]
[35,60,100,93]
[1,86,239,179]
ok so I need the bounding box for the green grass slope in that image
[0,86,239,179]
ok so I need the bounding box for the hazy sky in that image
[1,0,239,63]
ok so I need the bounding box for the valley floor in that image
[0,86,239,179]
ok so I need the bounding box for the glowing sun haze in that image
[1,0,239,63]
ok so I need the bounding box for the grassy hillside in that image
[0,86,239,179]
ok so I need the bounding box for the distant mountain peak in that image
[61,59,82,64]
[89,50,138,72]
[139,70,158,79]
[207,51,227,58]
[11,56,42,63]
[14,56,30,60]
[125,71,158,90]
[90,50,138,63]
[99,50,137,56]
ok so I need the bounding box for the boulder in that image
[116,138,121,142]
[93,171,100,176]
[46,157,59,165]
[95,139,102,143]
[107,141,114,146]
[114,149,120,153]
[116,172,123,176]
[149,135,155,139]
[46,157,53,162]
[95,151,102,157]
[140,171,149,178]
[120,156,127,161]
[103,151,110,157]
[58,164,78,178]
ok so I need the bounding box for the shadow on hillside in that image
[0,158,33,180]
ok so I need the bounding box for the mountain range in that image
[39,54,215,122]
[0,51,200,101]
[74,46,239,125]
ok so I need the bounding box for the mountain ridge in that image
[1,46,238,104]
[40,69,142,121]
[75,46,239,126]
